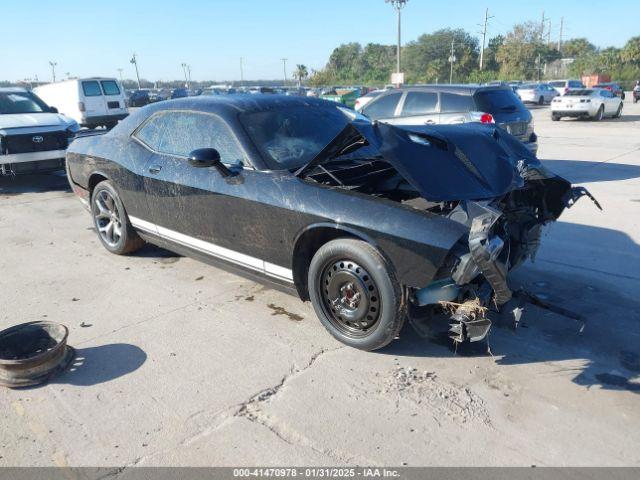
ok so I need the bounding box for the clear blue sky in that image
[1,0,636,82]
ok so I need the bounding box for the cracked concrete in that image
[1,103,640,466]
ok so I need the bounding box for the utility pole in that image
[479,8,493,70]
[557,17,564,54]
[239,57,244,85]
[130,53,141,89]
[117,68,123,83]
[187,65,192,86]
[49,61,57,82]
[547,19,552,45]
[386,0,409,81]
[281,58,288,86]
[449,40,456,84]
[540,11,546,42]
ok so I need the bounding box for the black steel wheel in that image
[91,180,144,255]
[308,238,405,351]
[319,260,381,337]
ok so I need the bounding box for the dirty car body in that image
[66,96,595,350]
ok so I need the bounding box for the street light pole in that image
[239,57,244,85]
[117,68,123,83]
[130,53,141,89]
[385,0,408,76]
[281,58,288,86]
[181,63,189,88]
[49,61,57,83]
[448,40,456,84]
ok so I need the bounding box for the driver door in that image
[131,110,278,268]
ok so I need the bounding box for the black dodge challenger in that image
[66,95,594,350]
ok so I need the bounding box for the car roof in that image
[398,84,513,94]
[119,94,339,133]
[0,87,28,93]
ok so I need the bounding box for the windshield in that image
[549,81,565,87]
[473,89,527,113]
[240,105,374,170]
[0,91,51,114]
[565,89,593,96]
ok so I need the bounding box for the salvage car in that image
[66,96,597,350]
[551,88,623,121]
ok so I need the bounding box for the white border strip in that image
[129,216,293,282]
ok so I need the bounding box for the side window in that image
[82,81,102,96]
[440,92,475,113]
[362,92,402,120]
[135,112,245,165]
[101,80,121,96]
[400,91,438,116]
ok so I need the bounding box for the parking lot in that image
[1,101,639,467]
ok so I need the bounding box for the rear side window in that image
[362,91,402,120]
[440,93,475,113]
[134,111,245,165]
[401,91,438,116]
[473,90,526,113]
[82,81,102,97]
[549,81,564,88]
[101,80,121,96]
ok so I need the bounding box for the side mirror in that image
[49,106,59,113]
[188,148,231,177]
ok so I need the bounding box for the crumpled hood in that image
[375,122,549,202]
[0,113,76,130]
[302,117,556,202]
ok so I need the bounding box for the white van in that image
[34,78,128,129]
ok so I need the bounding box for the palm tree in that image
[293,64,308,87]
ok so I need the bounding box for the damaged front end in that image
[413,170,599,344]
[296,116,600,344]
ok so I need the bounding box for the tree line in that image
[308,22,640,88]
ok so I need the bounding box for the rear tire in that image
[91,180,144,255]
[614,103,623,119]
[594,105,604,121]
[552,114,560,121]
[538,96,544,105]
[308,239,405,351]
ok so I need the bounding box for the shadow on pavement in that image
[381,221,640,395]
[542,159,640,183]
[0,170,70,196]
[54,343,147,386]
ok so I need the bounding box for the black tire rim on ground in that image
[317,259,381,338]
[93,189,122,248]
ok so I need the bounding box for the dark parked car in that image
[359,85,539,154]
[66,96,595,350]
[128,90,150,107]
[171,88,189,99]
[593,82,625,100]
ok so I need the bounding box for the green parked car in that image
[320,87,363,108]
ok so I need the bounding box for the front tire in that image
[91,180,144,255]
[538,96,544,105]
[308,239,405,351]
[552,113,560,121]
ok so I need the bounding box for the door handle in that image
[425,119,435,124]
[148,165,162,174]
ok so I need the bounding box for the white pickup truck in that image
[0,88,79,175]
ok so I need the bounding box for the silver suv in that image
[359,85,538,154]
